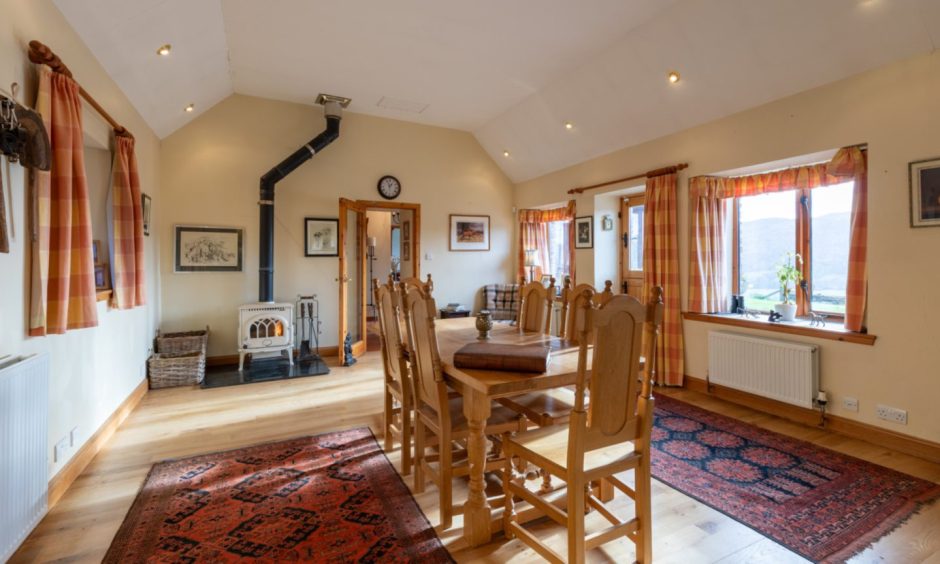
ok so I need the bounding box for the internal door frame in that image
[337,199,421,365]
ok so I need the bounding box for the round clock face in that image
[377,175,401,200]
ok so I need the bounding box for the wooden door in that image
[338,198,368,364]
[620,195,646,299]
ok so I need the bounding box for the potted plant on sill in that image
[774,252,803,321]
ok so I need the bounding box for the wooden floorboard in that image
[11,353,940,563]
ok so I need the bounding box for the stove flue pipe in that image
[258,98,345,302]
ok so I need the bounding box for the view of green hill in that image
[739,212,849,312]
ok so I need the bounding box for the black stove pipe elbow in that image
[259,113,341,302]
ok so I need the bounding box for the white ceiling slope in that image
[55,0,939,181]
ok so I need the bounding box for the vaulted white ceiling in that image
[55,0,939,182]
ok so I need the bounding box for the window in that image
[627,204,644,271]
[544,221,571,282]
[734,182,853,317]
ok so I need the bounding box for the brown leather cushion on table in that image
[453,342,550,373]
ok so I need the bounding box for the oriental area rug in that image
[651,394,940,563]
[104,428,452,563]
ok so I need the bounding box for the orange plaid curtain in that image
[643,172,684,386]
[517,200,575,283]
[110,134,146,309]
[688,177,728,313]
[827,147,867,332]
[29,66,98,335]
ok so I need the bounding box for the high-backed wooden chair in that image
[502,288,664,563]
[373,277,414,475]
[559,277,598,343]
[594,280,615,307]
[401,273,433,297]
[399,285,527,529]
[518,276,555,334]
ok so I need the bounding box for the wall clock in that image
[377,175,401,200]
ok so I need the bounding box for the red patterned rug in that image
[104,428,452,563]
[651,394,940,562]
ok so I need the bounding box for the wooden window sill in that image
[682,312,876,346]
[96,289,112,303]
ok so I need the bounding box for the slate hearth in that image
[202,355,330,389]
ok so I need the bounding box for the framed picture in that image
[449,214,490,252]
[94,264,110,290]
[92,240,102,263]
[141,193,152,236]
[910,157,940,227]
[574,216,593,249]
[304,217,339,257]
[175,225,243,272]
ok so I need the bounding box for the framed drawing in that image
[304,217,339,257]
[141,193,152,236]
[175,225,243,272]
[94,264,110,290]
[574,216,593,249]
[92,239,102,263]
[910,157,940,227]
[449,214,490,251]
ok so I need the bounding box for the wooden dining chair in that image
[399,284,527,530]
[373,276,414,475]
[558,277,599,343]
[502,288,664,563]
[518,276,555,334]
[595,280,615,307]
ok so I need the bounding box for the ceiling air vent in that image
[376,96,429,114]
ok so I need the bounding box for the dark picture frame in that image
[141,193,152,236]
[174,225,244,272]
[574,216,593,249]
[449,214,490,252]
[909,157,940,228]
[304,217,340,257]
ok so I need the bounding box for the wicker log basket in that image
[149,327,209,388]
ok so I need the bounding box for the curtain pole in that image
[27,40,134,139]
[567,162,688,195]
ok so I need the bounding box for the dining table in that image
[433,316,585,547]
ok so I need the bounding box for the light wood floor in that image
[12,352,940,563]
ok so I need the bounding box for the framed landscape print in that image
[304,217,339,257]
[449,214,490,251]
[910,157,940,227]
[574,216,593,249]
[175,225,243,272]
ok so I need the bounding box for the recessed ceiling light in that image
[668,71,681,84]
[503,150,511,158]
[185,104,194,113]
[156,44,172,56]
[565,122,573,130]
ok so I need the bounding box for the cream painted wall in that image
[0,0,161,478]
[366,210,393,284]
[159,95,514,356]
[592,192,620,288]
[516,51,940,443]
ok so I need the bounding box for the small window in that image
[544,220,571,282]
[810,182,853,315]
[628,204,644,272]
[737,191,797,311]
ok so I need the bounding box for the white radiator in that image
[707,332,818,408]
[0,353,49,562]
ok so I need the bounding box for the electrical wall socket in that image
[69,426,79,447]
[876,404,907,425]
[54,437,69,463]
[842,397,858,412]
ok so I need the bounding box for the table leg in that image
[462,389,492,547]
